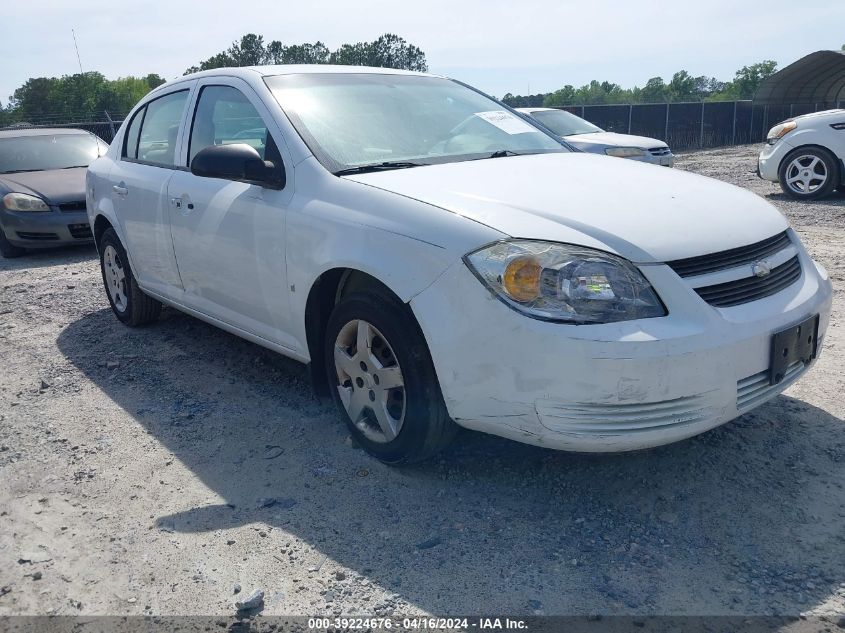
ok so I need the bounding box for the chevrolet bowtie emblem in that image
[752,260,772,277]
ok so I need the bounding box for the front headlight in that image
[464,240,666,324]
[605,147,646,158]
[766,120,796,144]
[3,193,50,212]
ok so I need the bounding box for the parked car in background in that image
[518,107,674,166]
[88,66,830,463]
[758,109,845,200]
[0,128,107,257]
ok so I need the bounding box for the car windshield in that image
[0,133,104,173]
[265,73,565,173]
[529,110,603,137]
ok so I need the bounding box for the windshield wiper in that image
[59,165,88,170]
[333,161,427,176]
[1,169,45,174]
[487,149,522,158]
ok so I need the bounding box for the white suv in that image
[87,66,832,463]
[758,109,845,200]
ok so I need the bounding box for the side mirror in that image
[190,143,285,189]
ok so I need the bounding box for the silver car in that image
[518,107,674,167]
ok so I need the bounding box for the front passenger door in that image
[167,79,296,350]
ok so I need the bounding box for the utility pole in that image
[72,29,84,74]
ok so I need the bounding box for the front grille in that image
[667,231,791,278]
[58,201,86,212]
[737,361,805,412]
[16,231,59,241]
[68,223,93,239]
[648,146,672,156]
[694,256,801,307]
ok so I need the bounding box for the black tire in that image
[98,228,161,326]
[778,146,839,201]
[0,228,26,258]
[324,291,458,464]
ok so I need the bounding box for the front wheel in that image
[98,228,161,326]
[324,291,457,464]
[778,147,839,200]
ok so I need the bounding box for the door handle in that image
[112,184,128,196]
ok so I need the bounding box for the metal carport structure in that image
[754,50,845,108]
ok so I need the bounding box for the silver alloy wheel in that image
[102,244,128,312]
[334,319,406,443]
[785,154,828,195]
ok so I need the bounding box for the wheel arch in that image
[93,214,114,249]
[304,267,425,398]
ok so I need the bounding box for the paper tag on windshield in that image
[475,110,537,134]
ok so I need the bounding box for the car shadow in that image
[56,307,845,615]
[0,244,96,271]
[765,189,845,204]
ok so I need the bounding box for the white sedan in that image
[758,109,845,200]
[517,107,674,166]
[87,66,831,463]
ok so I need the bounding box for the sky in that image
[2,0,844,106]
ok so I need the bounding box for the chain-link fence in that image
[3,100,843,151]
[0,111,127,143]
[560,100,843,151]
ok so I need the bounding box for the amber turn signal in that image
[502,256,542,302]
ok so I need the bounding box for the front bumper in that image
[758,139,794,182]
[0,207,94,248]
[629,152,674,168]
[410,236,832,452]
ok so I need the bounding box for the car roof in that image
[149,65,443,97]
[180,64,437,82]
[0,127,94,139]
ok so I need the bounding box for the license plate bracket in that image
[769,314,819,385]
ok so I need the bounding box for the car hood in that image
[0,167,87,205]
[344,153,788,263]
[565,131,668,150]
[793,108,844,123]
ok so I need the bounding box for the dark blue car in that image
[0,127,107,258]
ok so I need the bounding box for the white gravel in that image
[0,144,844,618]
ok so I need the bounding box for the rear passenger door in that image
[111,85,194,296]
[167,78,297,349]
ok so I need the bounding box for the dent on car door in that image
[167,81,297,350]
[112,88,191,295]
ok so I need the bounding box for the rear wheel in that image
[98,228,161,326]
[324,291,457,464]
[778,147,839,200]
[0,229,26,258]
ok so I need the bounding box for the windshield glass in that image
[530,110,603,137]
[265,73,565,172]
[0,133,104,173]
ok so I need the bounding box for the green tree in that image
[543,85,576,106]
[640,77,668,103]
[281,42,331,64]
[667,70,698,101]
[185,33,427,74]
[708,60,778,100]
[5,71,165,123]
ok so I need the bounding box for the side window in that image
[188,85,281,166]
[135,90,190,167]
[122,107,144,159]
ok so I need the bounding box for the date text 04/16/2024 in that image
[307,617,528,630]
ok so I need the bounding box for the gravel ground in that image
[1,144,844,619]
